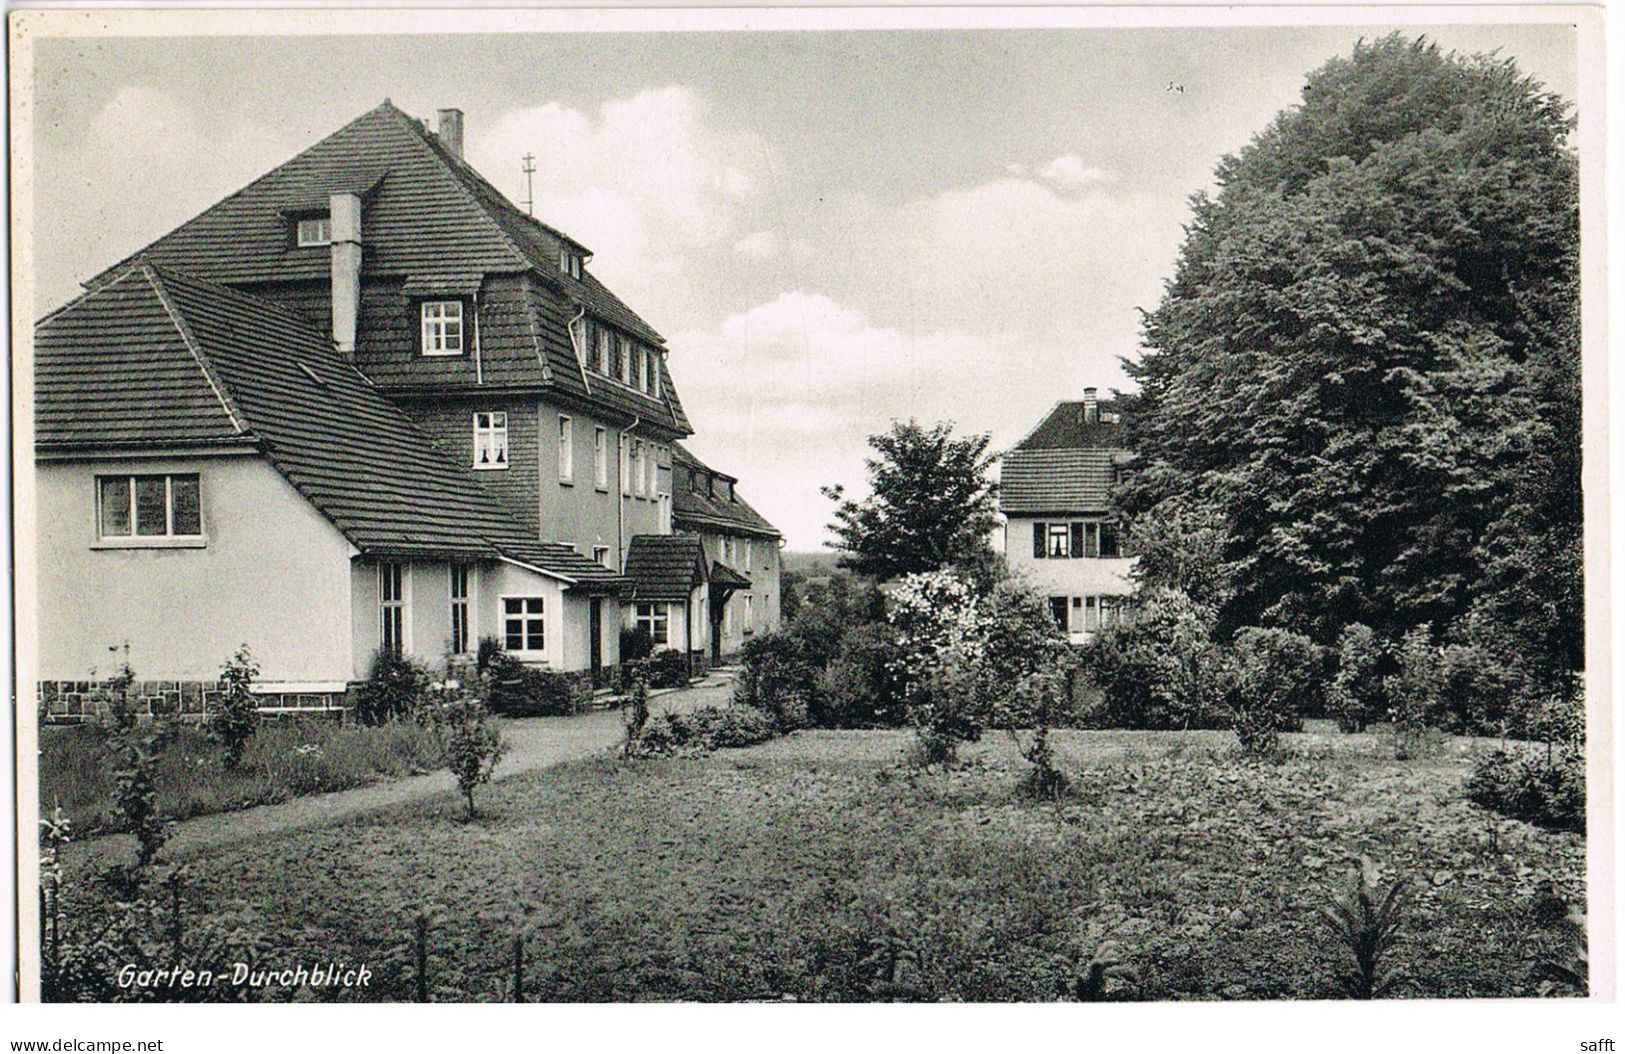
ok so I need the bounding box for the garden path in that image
[65,668,738,866]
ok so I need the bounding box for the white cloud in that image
[31,87,296,314]
[670,292,1061,549]
[732,229,782,260]
[471,86,769,319]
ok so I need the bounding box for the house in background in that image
[999,387,1136,644]
[31,101,775,718]
[670,445,782,662]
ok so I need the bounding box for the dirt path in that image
[65,669,739,868]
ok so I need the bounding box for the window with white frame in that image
[594,427,608,488]
[420,301,465,356]
[1047,523,1071,558]
[558,415,574,483]
[633,441,645,497]
[620,338,633,385]
[473,412,508,470]
[639,347,650,392]
[744,539,753,569]
[97,473,203,540]
[380,562,405,655]
[558,246,582,280]
[503,597,545,653]
[658,493,671,533]
[620,436,631,496]
[595,327,612,374]
[645,445,658,497]
[449,565,473,654]
[744,594,754,634]
[593,545,611,567]
[651,351,663,397]
[635,602,669,646]
[295,216,331,246]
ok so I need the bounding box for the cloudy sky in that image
[28,22,1579,549]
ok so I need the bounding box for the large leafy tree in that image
[823,419,1000,580]
[1122,36,1581,696]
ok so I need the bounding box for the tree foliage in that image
[823,420,1000,581]
[1121,35,1581,704]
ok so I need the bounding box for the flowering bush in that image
[888,571,990,764]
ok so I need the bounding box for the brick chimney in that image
[437,108,464,159]
[1083,386,1099,424]
[329,192,362,357]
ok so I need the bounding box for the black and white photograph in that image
[4,3,1614,1039]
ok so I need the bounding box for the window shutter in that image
[1033,523,1046,558]
[1070,522,1085,559]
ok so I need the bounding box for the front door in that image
[589,597,604,687]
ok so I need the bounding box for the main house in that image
[1000,388,1135,643]
[33,101,781,720]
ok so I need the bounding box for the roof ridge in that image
[378,103,533,274]
[83,101,407,295]
[139,263,250,435]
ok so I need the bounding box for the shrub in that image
[620,624,654,664]
[634,705,778,756]
[109,729,167,867]
[1076,587,1228,730]
[1328,623,1385,733]
[1226,627,1318,754]
[354,649,431,726]
[734,633,815,731]
[1385,624,1446,758]
[476,639,582,717]
[96,648,139,732]
[431,691,504,819]
[204,644,260,770]
[888,572,989,764]
[813,623,905,728]
[622,664,651,759]
[1465,747,1585,833]
[644,648,691,690]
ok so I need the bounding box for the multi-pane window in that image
[450,565,472,655]
[380,562,405,655]
[744,539,753,568]
[558,415,574,483]
[97,474,203,539]
[658,493,672,533]
[594,427,608,488]
[1032,520,1123,559]
[635,602,669,646]
[1049,596,1069,630]
[1047,523,1070,558]
[420,301,465,356]
[646,445,659,496]
[503,597,545,653]
[652,353,663,397]
[295,216,331,246]
[558,247,582,279]
[473,412,508,470]
[744,594,754,633]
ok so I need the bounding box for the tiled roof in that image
[80,100,691,436]
[670,444,780,538]
[35,262,623,591]
[1000,400,1133,515]
[709,561,751,590]
[1012,400,1128,451]
[1000,449,1123,515]
[624,534,708,603]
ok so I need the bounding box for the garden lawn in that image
[41,719,443,836]
[56,725,1585,1001]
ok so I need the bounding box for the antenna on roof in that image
[521,153,536,216]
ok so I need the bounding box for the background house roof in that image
[1000,399,1132,515]
[624,534,708,602]
[671,444,781,539]
[36,261,623,590]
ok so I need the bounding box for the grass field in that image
[42,719,443,836]
[56,725,1585,1002]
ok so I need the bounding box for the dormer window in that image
[421,300,465,356]
[595,327,612,374]
[295,215,331,247]
[638,347,650,392]
[558,246,583,280]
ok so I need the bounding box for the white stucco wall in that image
[35,454,356,683]
[1004,516,1136,641]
